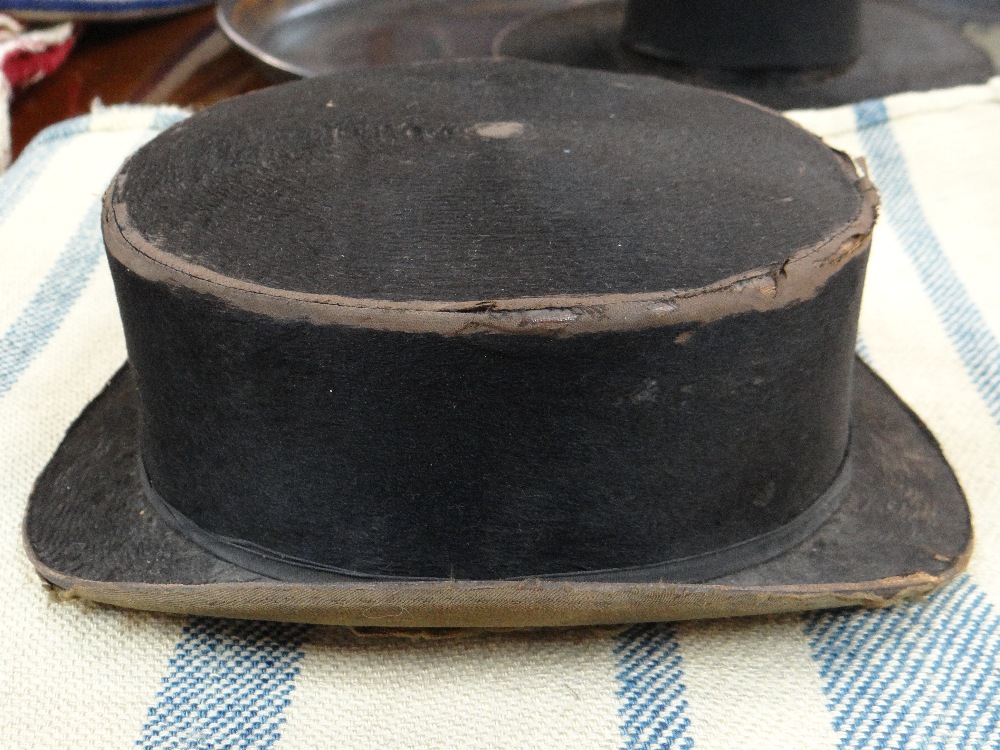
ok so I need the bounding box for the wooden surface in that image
[10,7,274,159]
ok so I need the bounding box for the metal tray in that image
[217,0,589,78]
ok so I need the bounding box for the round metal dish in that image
[216,0,588,78]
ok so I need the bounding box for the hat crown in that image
[621,0,863,70]
[117,59,864,304]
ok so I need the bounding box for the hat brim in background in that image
[0,0,209,22]
[23,356,971,627]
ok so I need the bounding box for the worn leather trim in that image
[102,153,877,337]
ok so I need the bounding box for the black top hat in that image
[495,0,995,109]
[217,0,994,110]
[25,60,971,627]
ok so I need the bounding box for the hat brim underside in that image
[24,359,971,627]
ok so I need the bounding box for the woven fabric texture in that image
[1,80,999,748]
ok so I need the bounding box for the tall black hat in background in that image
[496,0,996,108]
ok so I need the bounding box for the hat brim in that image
[7,0,210,23]
[23,358,971,627]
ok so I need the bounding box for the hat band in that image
[138,443,853,584]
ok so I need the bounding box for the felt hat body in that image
[25,60,971,627]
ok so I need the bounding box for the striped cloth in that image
[1,81,999,748]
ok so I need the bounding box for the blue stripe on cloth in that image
[854,336,872,365]
[853,98,1000,423]
[0,119,91,242]
[0,206,104,397]
[614,624,694,750]
[138,619,312,750]
[802,99,1000,750]
[0,109,186,397]
[5,108,184,204]
[151,110,188,130]
[805,575,1000,749]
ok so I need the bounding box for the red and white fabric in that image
[0,13,74,168]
